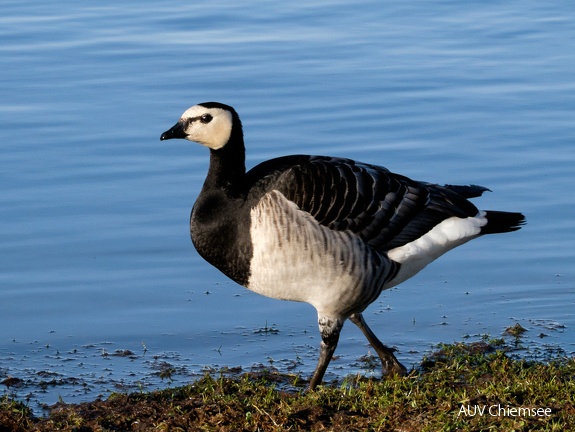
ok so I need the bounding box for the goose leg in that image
[349,312,407,376]
[308,316,344,389]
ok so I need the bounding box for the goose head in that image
[160,102,237,150]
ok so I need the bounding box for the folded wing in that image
[247,156,490,252]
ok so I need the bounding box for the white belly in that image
[247,191,392,318]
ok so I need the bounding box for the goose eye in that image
[200,114,213,124]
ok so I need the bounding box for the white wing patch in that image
[386,211,488,286]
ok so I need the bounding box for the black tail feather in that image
[444,184,491,199]
[482,211,526,234]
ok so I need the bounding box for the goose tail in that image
[481,211,526,234]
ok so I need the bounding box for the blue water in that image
[1,0,574,412]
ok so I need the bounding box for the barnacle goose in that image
[160,102,525,389]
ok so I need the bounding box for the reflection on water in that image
[1,0,574,411]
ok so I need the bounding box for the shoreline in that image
[2,340,573,431]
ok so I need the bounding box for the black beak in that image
[160,121,186,141]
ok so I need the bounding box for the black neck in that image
[202,118,246,195]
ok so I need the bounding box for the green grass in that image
[1,341,574,431]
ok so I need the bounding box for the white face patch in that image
[180,105,233,150]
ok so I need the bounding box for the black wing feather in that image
[246,155,484,252]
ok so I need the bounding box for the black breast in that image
[190,189,253,286]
